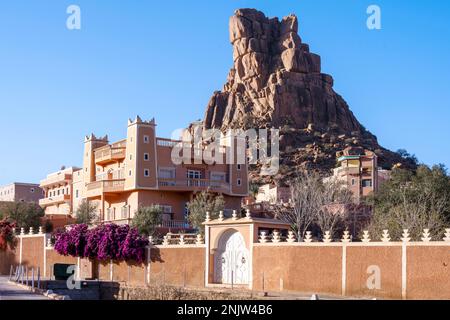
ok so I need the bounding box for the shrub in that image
[54,223,148,263]
[0,219,17,251]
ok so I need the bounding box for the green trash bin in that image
[53,264,76,280]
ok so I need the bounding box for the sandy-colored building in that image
[326,147,390,203]
[39,167,81,217]
[0,182,43,203]
[255,184,290,204]
[41,116,248,229]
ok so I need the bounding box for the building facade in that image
[327,146,390,203]
[0,182,43,203]
[40,116,248,229]
[39,167,81,217]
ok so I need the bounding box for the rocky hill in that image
[202,9,416,184]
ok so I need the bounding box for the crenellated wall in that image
[1,228,450,300]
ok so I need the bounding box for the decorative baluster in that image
[29,227,34,235]
[246,209,252,219]
[444,229,450,242]
[401,229,411,243]
[421,229,432,242]
[162,235,170,246]
[272,230,281,243]
[148,236,154,245]
[323,231,332,243]
[20,228,25,236]
[304,231,313,243]
[361,231,371,243]
[205,211,211,222]
[46,238,53,248]
[179,234,185,245]
[196,234,204,245]
[232,210,238,221]
[381,230,391,243]
[287,231,296,243]
[341,231,350,243]
[38,227,43,235]
[259,231,268,243]
[218,211,224,221]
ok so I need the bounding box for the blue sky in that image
[0,0,449,185]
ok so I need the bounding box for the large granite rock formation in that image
[202,9,415,184]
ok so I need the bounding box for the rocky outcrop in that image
[201,9,416,183]
[203,9,364,134]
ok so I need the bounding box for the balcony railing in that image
[156,138,180,148]
[94,146,126,164]
[40,174,72,188]
[39,194,71,207]
[158,220,191,229]
[86,179,125,197]
[158,178,230,192]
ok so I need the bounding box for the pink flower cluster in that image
[54,224,148,263]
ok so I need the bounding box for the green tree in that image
[0,202,44,231]
[187,191,225,234]
[249,183,260,199]
[75,200,98,225]
[131,205,163,237]
[367,165,450,240]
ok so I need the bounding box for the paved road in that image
[0,276,48,300]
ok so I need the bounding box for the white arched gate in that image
[214,231,249,285]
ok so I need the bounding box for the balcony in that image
[156,138,180,148]
[86,179,125,198]
[158,178,230,193]
[94,146,126,165]
[39,194,71,207]
[40,174,72,188]
[158,220,191,229]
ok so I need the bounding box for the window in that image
[144,135,149,143]
[351,178,356,186]
[30,188,35,193]
[129,154,133,160]
[129,170,132,177]
[144,169,150,177]
[144,153,149,161]
[237,179,242,186]
[362,179,373,188]
[158,168,176,179]
[237,164,242,171]
[187,170,201,179]
[76,190,79,198]
[160,205,172,214]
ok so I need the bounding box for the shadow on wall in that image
[149,247,164,263]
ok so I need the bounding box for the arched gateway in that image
[214,230,249,285]
[204,211,290,289]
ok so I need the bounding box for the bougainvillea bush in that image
[54,224,88,257]
[0,219,16,251]
[54,223,148,263]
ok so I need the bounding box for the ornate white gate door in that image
[214,231,249,285]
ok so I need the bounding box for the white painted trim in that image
[77,257,81,281]
[205,225,210,287]
[249,223,254,290]
[19,236,23,264]
[146,246,151,285]
[110,260,113,281]
[402,243,407,300]
[155,244,206,249]
[341,244,347,296]
[43,234,47,278]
